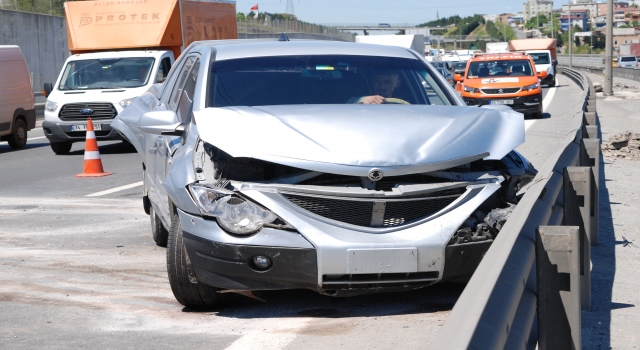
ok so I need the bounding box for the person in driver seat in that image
[349,69,401,104]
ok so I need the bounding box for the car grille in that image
[283,191,463,228]
[322,272,439,289]
[58,103,117,121]
[481,88,521,94]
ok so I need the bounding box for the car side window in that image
[156,57,172,83]
[159,55,192,104]
[175,59,200,123]
[168,56,197,111]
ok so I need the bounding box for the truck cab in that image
[43,50,174,154]
[525,50,556,87]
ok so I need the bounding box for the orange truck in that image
[455,52,547,119]
[42,0,237,154]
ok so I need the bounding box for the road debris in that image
[593,81,603,92]
[602,132,640,161]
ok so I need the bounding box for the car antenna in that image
[278,32,290,42]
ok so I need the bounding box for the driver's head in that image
[371,70,400,97]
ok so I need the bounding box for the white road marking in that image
[525,84,558,131]
[85,181,143,197]
[223,318,310,350]
[0,136,47,145]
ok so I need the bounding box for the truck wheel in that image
[150,205,168,247]
[548,78,556,87]
[50,141,73,155]
[7,119,27,149]
[167,212,221,309]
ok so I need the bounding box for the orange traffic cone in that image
[76,118,112,177]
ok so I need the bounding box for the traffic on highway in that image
[2,0,633,348]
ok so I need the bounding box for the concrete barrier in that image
[0,9,69,101]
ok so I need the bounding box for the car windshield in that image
[620,56,636,62]
[436,68,449,76]
[208,55,453,107]
[529,52,550,65]
[58,57,155,90]
[467,59,534,78]
[452,62,466,70]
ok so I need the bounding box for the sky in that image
[233,0,531,25]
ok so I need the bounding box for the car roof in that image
[67,51,163,60]
[191,40,419,61]
[470,53,530,61]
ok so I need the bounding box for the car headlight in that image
[45,100,58,112]
[523,83,539,91]
[189,184,278,235]
[119,98,134,108]
[463,85,481,94]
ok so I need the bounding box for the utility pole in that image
[605,0,614,95]
[568,0,573,68]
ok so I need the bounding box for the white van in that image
[0,45,35,149]
[525,50,557,87]
[42,50,174,154]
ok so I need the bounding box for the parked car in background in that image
[617,56,639,69]
[0,45,35,149]
[436,67,455,87]
[113,39,535,309]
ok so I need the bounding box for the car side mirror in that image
[454,74,464,82]
[139,110,184,136]
[538,71,548,79]
[43,83,53,97]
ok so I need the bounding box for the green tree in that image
[575,35,582,47]
[525,14,548,30]
[236,12,246,20]
[592,31,606,50]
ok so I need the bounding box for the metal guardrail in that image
[430,67,600,349]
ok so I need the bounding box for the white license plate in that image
[348,248,418,274]
[71,124,102,131]
[490,100,513,105]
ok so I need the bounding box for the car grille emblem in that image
[80,108,94,115]
[498,88,504,94]
[368,168,384,182]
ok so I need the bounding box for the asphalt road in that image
[0,78,579,349]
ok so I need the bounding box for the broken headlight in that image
[189,184,278,235]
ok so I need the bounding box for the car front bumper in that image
[177,182,500,296]
[463,92,542,115]
[42,111,122,143]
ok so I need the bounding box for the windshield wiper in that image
[60,85,77,90]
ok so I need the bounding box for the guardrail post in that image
[581,138,601,247]
[583,126,598,139]
[564,167,592,311]
[584,112,597,126]
[536,226,581,350]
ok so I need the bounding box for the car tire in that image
[50,141,73,155]
[150,205,168,247]
[547,78,556,88]
[167,212,221,309]
[532,110,543,119]
[7,119,27,149]
[143,194,151,215]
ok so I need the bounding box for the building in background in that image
[560,10,590,31]
[523,0,553,21]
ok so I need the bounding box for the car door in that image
[150,54,200,223]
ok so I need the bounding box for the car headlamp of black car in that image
[188,184,278,235]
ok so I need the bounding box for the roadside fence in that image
[430,67,599,350]
[237,18,355,42]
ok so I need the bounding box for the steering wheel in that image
[384,98,411,105]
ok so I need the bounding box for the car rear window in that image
[620,56,637,62]
[467,59,534,78]
[207,55,454,107]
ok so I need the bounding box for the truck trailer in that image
[43,0,237,154]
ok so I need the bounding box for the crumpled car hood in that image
[195,105,524,177]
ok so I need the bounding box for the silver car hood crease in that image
[194,105,524,176]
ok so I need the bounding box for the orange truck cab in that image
[455,53,547,119]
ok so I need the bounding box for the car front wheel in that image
[50,141,73,155]
[167,212,221,309]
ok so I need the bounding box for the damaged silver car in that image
[112,39,536,308]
